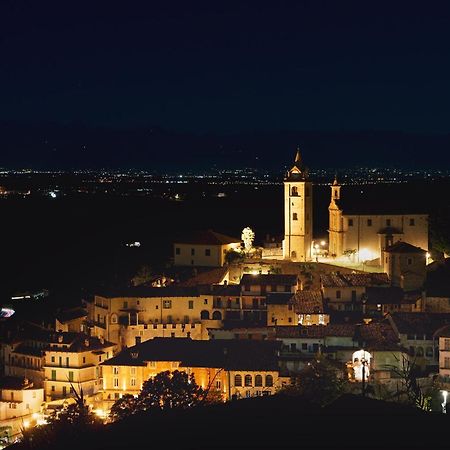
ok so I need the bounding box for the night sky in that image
[1,1,450,168]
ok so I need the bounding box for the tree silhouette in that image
[109,394,139,422]
[109,370,212,422]
[279,357,346,406]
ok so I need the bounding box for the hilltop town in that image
[1,151,450,447]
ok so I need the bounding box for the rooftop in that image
[56,307,88,324]
[388,312,450,337]
[384,241,427,254]
[321,272,389,288]
[240,274,298,286]
[102,338,281,371]
[178,267,229,287]
[291,290,325,314]
[174,230,241,246]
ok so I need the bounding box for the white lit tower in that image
[283,148,313,261]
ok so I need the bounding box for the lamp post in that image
[441,390,448,414]
[361,355,367,397]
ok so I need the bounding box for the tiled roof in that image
[174,230,241,245]
[321,273,389,288]
[385,241,427,254]
[47,333,115,353]
[56,307,88,324]
[389,312,450,337]
[275,324,355,339]
[291,290,324,314]
[178,267,229,287]
[356,322,399,350]
[102,338,281,371]
[240,274,298,286]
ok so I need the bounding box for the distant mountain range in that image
[0,121,449,172]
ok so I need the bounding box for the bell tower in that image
[328,175,344,257]
[283,148,313,261]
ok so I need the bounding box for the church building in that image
[283,149,313,261]
[328,177,428,264]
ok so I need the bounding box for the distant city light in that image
[49,191,57,198]
[126,242,141,247]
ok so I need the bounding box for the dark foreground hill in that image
[11,394,449,450]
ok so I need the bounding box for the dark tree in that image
[279,357,347,406]
[138,370,205,411]
[109,394,139,422]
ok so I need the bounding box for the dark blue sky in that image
[2,0,450,134]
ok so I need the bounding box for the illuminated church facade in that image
[328,177,428,264]
[282,150,428,265]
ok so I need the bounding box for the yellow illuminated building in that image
[101,338,286,410]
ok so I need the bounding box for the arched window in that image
[265,374,273,387]
[291,251,297,259]
[212,311,222,320]
[255,375,263,387]
[234,374,242,387]
[416,347,424,357]
[291,186,298,196]
[200,310,210,320]
[110,314,118,324]
[244,375,252,387]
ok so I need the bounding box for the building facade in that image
[173,230,241,267]
[328,178,428,264]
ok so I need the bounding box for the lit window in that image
[244,375,252,387]
[234,374,242,386]
[163,300,172,309]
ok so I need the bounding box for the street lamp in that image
[361,356,367,397]
[441,390,448,414]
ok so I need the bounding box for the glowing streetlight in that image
[320,240,326,246]
[441,390,448,414]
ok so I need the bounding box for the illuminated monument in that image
[283,149,313,261]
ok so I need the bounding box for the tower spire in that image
[295,147,301,163]
[333,173,339,185]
